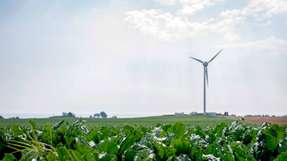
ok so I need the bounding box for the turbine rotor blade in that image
[208,49,223,63]
[205,67,209,86]
[190,56,204,63]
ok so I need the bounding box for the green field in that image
[0,115,237,128]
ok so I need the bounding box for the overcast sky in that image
[0,0,287,118]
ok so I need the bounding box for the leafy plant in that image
[0,120,286,161]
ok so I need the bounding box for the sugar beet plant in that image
[0,120,287,161]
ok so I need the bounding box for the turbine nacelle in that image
[203,62,208,67]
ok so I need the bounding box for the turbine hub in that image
[203,62,208,66]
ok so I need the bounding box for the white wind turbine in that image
[190,49,222,114]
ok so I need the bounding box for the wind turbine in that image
[189,49,222,114]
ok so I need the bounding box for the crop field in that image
[243,116,287,125]
[0,116,287,161]
[0,115,236,128]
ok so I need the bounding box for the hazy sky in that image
[1,0,287,117]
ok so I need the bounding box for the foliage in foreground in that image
[0,120,286,161]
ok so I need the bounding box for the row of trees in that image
[62,112,76,117]
[0,112,112,119]
[62,111,110,118]
[0,116,20,119]
[92,111,108,118]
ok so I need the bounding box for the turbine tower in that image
[190,49,222,114]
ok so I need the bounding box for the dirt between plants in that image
[243,116,287,125]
